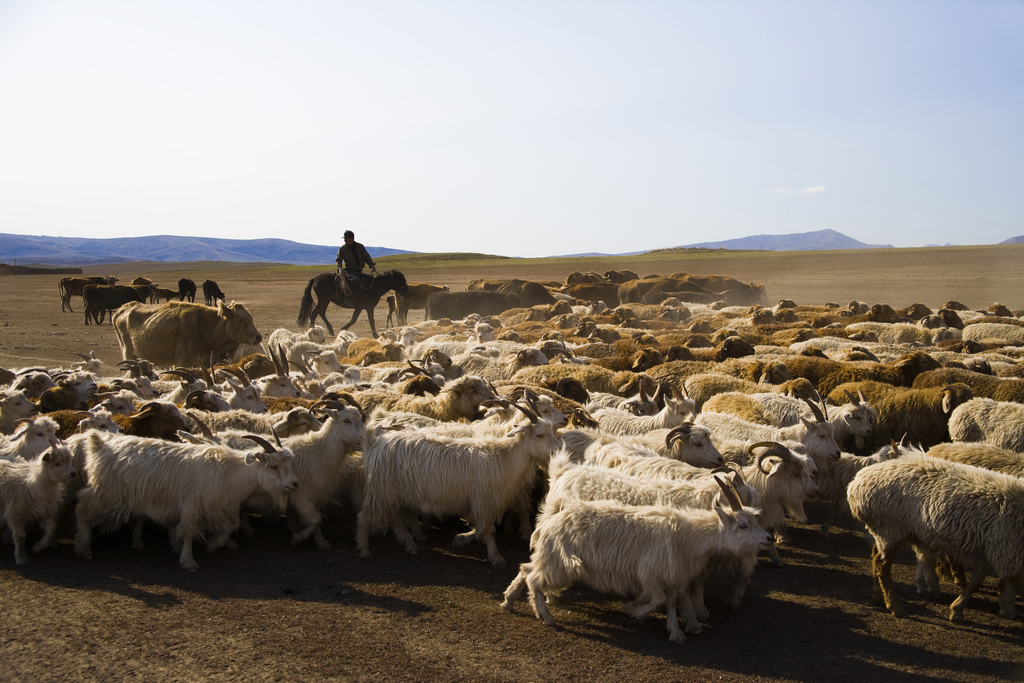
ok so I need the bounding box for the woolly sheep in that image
[848,455,1024,622]
[947,398,1024,452]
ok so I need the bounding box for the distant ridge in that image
[681,229,893,251]
[548,251,647,258]
[0,233,414,267]
[1001,235,1024,245]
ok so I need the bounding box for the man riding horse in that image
[336,230,378,300]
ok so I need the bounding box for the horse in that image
[296,270,410,338]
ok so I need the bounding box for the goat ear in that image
[506,424,530,437]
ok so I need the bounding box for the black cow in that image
[424,291,520,320]
[202,279,225,306]
[178,278,197,303]
[82,284,148,325]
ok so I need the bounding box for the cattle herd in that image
[57,275,226,326]
[3,266,1024,645]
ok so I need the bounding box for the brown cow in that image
[616,277,722,304]
[82,284,148,325]
[58,275,118,312]
[396,283,449,325]
[149,286,180,304]
[668,272,769,306]
[113,301,262,367]
[564,282,620,308]
[465,279,557,307]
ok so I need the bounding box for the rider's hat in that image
[343,230,355,239]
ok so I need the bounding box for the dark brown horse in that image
[297,270,410,337]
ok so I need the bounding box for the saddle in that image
[338,271,373,298]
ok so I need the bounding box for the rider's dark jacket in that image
[336,241,375,273]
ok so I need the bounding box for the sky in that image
[0,1,1021,258]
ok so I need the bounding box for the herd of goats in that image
[2,266,1024,643]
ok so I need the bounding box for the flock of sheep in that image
[2,266,1024,643]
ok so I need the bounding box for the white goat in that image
[280,403,365,549]
[0,445,77,564]
[74,432,298,570]
[0,416,61,462]
[501,494,771,643]
[695,409,841,472]
[0,390,40,435]
[591,387,695,436]
[356,410,559,566]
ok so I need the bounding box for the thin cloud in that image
[768,186,834,195]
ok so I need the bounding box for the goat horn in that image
[310,399,346,412]
[844,389,861,406]
[161,369,197,383]
[481,397,513,408]
[512,402,539,424]
[749,440,788,474]
[276,345,288,377]
[190,414,215,440]
[665,423,693,449]
[816,390,829,422]
[405,360,429,376]
[271,426,283,450]
[227,366,252,386]
[713,475,744,512]
[184,390,207,408]
[242,434,277,453]
[803,398,826,424]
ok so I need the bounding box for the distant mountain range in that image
[679,229,893,251]
[1,229,1013,266]
[0,233,413,267]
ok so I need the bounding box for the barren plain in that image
[0,245,1022,682]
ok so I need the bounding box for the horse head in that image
[388,270,411,297]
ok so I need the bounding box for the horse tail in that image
[297,276,316,327]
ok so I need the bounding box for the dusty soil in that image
[1,246,1023,682]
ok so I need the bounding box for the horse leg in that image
[340,307,363,333]
[314,300,334,336]
[365,309,377,338]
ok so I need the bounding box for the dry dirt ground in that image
[1,246,1023,682]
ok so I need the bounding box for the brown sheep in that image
[783,350,942,396]
[113,401,192,441]
[827,380,975,451]
[913,367,1024,403]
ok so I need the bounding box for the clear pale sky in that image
[1,1,1021,257]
